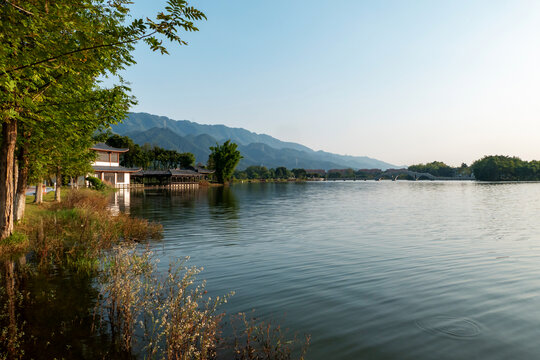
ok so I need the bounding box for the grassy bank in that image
[2,189,162,272]
[0,189,309,359]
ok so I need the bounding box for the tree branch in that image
[4,31,157,75]
[31,73,64,101]
[4,0,35,16]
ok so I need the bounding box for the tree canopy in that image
[471,155,540,181]
[408,161,455,177]
[106,134,196,170]
[208,141,242,184]
[0,0,206,239]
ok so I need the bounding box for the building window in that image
[96,151,109,162]
[95,172,102,180]
[117,172,124,183]
[111,153,119,162]
[104,173,115,184]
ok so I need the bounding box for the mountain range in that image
[111,112,396,170]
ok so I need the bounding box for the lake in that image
[121,181,540,359]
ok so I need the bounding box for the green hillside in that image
[113,113,396,170]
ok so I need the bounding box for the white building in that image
[91,143,140,188]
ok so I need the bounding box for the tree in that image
[457,163,472,176]
[344,168,355,178]
[274,167,291,179]
[471,155,525,181]
[245,166,270,179]
[106,134,143,168]
[208,141,243,184]
[0,0,206,239]
[234,170,248,180]
[292,168,307,179]
[178,153,196,168]
[408,161,454,177]
[107,135,197,170]
[328,171,342,179]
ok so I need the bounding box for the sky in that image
[113,0,540,166]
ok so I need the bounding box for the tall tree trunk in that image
[13,156,18,204]
[55,167,61,202]
[14,143,29,222]
[34,179,43,204]
[0,119,17,240]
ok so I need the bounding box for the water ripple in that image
[416,315,482,339]
[124,182,540,360]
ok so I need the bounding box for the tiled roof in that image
[91,143,129,152]
[131,170,170,176]
[131,169,207,177]
[170,169,200,176]
[92,165,140,173]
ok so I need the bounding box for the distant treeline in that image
[105,134,540,182]
[408,156,540,181]
[408,161,472,178]
[471,156,540,181]
[233,166,386,180]
[234,166,310,180]
[235,156,540,182]
[106,135,195,170]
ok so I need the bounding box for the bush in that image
[233,312,310,360]
[0,231,29,257]
[98,246,229,358]
[21,189,162,273]
[85,176,106,191]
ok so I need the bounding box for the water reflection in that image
[108,189,131,215]
[208,186,238,218]
[0,260,116,359]
[125,181,540,360]
[8,181,540,360]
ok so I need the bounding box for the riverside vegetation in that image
[409,156,540,181]
[0,188,309,359]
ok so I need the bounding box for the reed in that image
[97,245,231,359]
[15,189,162,273]
[233,312,310,360]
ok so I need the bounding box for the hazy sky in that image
[116,0,540,166]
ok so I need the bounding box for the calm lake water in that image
[122,181,540,359]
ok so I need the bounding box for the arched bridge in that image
[375,169,474,181]
[376,169,436,181]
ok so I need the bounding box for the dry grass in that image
[98,246,231,359]
[14,189,162,273]
[0,232,29,259]
[233,313,310,360]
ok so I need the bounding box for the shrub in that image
[97,246,230,358]
[21,189,162,273]
[233,313,310,360]
[0,231,29,257]
[85,176,106,191]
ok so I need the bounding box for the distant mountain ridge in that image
[115,112,312,153]
[111,112,396,170]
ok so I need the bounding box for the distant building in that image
[90,143,140,188]
[305,169,326,176]
[327,169,350,176]
[357,169,382,174]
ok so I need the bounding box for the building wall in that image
[91,148,131,188]
[94,160,120,167]
[117,173,130,187]
[91,171,130,188]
